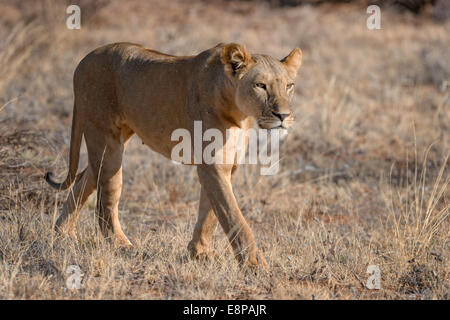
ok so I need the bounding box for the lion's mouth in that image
[257,120,291,130]
[257,114,294,130]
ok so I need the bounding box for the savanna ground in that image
[0,0,448,299]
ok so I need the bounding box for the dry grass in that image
[0,0,448,299]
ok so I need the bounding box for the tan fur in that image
[45,42,302,268]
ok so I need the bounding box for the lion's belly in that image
[133,125,181,160]
[115,62,191,160]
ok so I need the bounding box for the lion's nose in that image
[272,111,290,121]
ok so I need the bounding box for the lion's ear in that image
[221,43,254,79]
[281,48,302,78]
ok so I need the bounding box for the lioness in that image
[45,42,302,268]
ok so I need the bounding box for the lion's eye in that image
[255,83,267,90]
[287,83,294,90]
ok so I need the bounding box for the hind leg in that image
[95,162,131,247]
[85,127,133,247]
[55,167,96,238]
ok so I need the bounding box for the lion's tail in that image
[45,103,83,191]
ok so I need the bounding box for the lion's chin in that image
[256,122,289,139]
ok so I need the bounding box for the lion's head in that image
[221,43,302,130]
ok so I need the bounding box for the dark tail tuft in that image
[45,171,66,190]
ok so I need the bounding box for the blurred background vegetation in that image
[0,0,448,299]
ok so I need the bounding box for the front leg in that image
[187,187,217,259]
[188,166,239,260]
[196,164,267,268]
